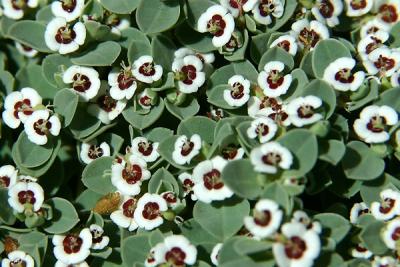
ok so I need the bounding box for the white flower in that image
[311,0,343,27]
[291,19,329,50]
[108,66,137,100]
[132,56,163,84]
[161,191,181,209]
[273,222,321,267]
[106,14,131,35]
[134,193,168,230]
[63,65,101,102]
[174,47,215,65]
[221,145,245,161]
[0,165,18,189]
[220,0,257,17]
[250,142,293,174]
[90,224,110,250]
[15,42,38,58]
[372,256,398,267]
[24,110,61,145]
[244,199,283,239]
[51,0,85,22]
[351,244,373,259]
[287,96,323,127]
[270,35,298,56]
[349,202,370,224]
[2,0,38,20]
[345,0,373,17]
[192,156,233,203]
[353,105,398,144]
[247,117,278,143]
[1,250,34,267]
[252,0,284,25]
[383,218,400,249]
[80,140,111,164]
[223,75,251,107]
[360,18,390,38]
[110,196,139,231]
[371,188,400,220]
[152,235,197,266]
[145,247,158,267]
[2,87,42,129]
[111,154,151,196]
[172,134,202,165]
[45,17,86,54]
[363,47,400,77]
[137,88,154,110]
[357,31,389,60]
[172,55,206,93]
[8,178,44,213]
[323,57,365,92]
[376,0,400,25]
[197,5,235,47]
[131,137,159,163]
[87,83,127,124]
[178,172,197,201]
[258,61,292,97]
[248,97,291,126]
[53,228,92,265]
[391,71,400,87]
[291,210,322,234]
[210,243,223,266]
[55,261,89,267]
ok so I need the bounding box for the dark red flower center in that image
[229,0,248,9]
[122,198,136,217]
[379,197,395,214]
[183,178,194,192]
[33,119,52,136]
[180,140,195,156]
[139,95,152,107]
[318,0,334,18]
[165,247,186,266]
[72,74,91,92]
[267,70,284,89]
[13,99,33,119]
[117,72,135,90]
[138,141,153,156]
[21,44,33,52]
[98,95,117,112]
[335,68,355,83]
[284,236,307,259]
[365,37,382,54]
[181,65,197,85]
[350,0,367,10]
[55,26,76,45]
[10,258,26,267]
[203,169,224,190]
[0,176,10,188]
[222,146,239,160]
[61,0,77,12]
[207,15,226,37]
[262,152,282,166]
[142,202,160,220]
[18,190,36,205]
[391,227,400,241]
[297,105,315,119]
[122,164,143,184]
[88,145,104,159]
[367,116,386,133]
[255,123,270,136]
[162,192,177,204]
[277,40,291,52]
[259,0,276,16]
[230,82,245,99]
[63,234,83,254]
[91,229,103,244]
[299,28,320,48]
[254,210,271,226]
[139,62,156,77]
[379,4,398,23]
[374,55,395,72]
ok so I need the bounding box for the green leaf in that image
[360,174,396,205]
[207,84,236,110]
[222,159,263,199]
[18,231,48,266]
[374,87,400,112]
[8,21,52,53]
[75,189,103,211]
[71,41,121,66]
[82,156,116,195]
[151,35,176,72]
[360,220,388,255]
[193,198,250,241]
[145,127,174,143]
[122,98,165,130]
[127,41,152,66]
[390,22,400,48]
[258,46,294,71]
[14,132,54,168]
[224,30,249,62]
[0,189,16,225]
[209,60,258,88]
[346,79,379,112]
[177,116,216,144]
[165,97,200,120]
[270,0,297,30]
[342,141,385,181]
[180,219,221,249]
[318,139,346,165]
[42,54,72,88]
[250,32,272,64]
[120,27,150,50]
[136,0,180,34]
[175,22,216,53]
[122,234,152,266]
[99,0,140,14]
[148,168,180,195]
[44,197,80,234]
[84,21,113,42]
[312,39,352,79]
[54,89,79,127]
[0,70,15,95]
[314,213,351,244]
[69,107,102,140]
[300,51,315,77]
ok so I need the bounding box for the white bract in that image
[110,196,139,231]
[252,0,284,25]
[152,235,197,266]
[376,0,400,25]
[250,142,293,174]
[90,224,110,250]
[360,18,390,38]
[291,210,322,234]
[351,244,373,259]
[178,172,197,201]
[370,188,400,220]
[311,0,343,27]
[2,0,38,20]
[172,55,206,93]
[0,165,18,189]
[132,56,163,84]
[53,228,92,265]
[15,42,38,57]
[134,193,168,230]
[363,47,400,77]
[45,17,86,54]
[323,57,365,92]
[24,110,61,145]
[1,250,34,267]
[349,202,369,224]
[270,35,298,56]
[223,75,251,107]
[357,31,389,60]
[8,178,44,213]
[172,134,202,165]
[372,256,398,267]
[219,0,257,17]
[51,0,85,22]
[80,140,111,164]
[287,96,323,127]
[174,47,215,65]
[131,137,160,163]
[63,65,101,102]
[247,117,278,143]
[211,243,223,266]
[345,0,373,17]
[258,61,292,97]
[291,19,329,50]
[108,66,137,100]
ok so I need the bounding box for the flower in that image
[323,57,365,92]
[178,172,197,201]
[250,142,293,174]
[221,145,245,161]
[383,218,400,249]
[15,42,38,58]
[45,17,86,54]
[2,0,38,20]
[220,0,257,17]
[53,228,92,265]
[145,247,157,267]
[270,35,298,56]
[376,0,400,25]
[372,256,398,267]
[24,110,61,145]
[1,250,34,267]
[131,137,160,163]
[108,66,137,100]
[192,156,233,203]
[63,65,101,101]
[291,19,329,50]
[105,14,130,35]
[111,154,151,196]
[311,0,343,27]
[353,105,398,144]
[248,97,291,126]
[287,96,323,127]
[345,0,373,17]
[134,193,168,230]
[350,244,373,259]
[137,88,155,110]
[80,140,111,164]
[51,0,85,22]
[223,74,251,107]
[363,47,400,77]
[360,18,390,38]
[152,235,197,266]
[273,222,321,267]
[132,56,163,84]
[110,196,139,231]
[0,165,18,189]
[174,47,215,65]
[357,31,389,60]
[55,261,89,267]
[2,87,42,129]
[370,188,400,220]
[90,224,110,250]
[210,243,223,266]
[244,199,283,239]
[252,0,284,25]
[161,191,181,210]
[197,5,235,47]
[172,55,206,93]
[258,61,292,97]
[8,177,44,213]
[172,134,202,165]
[349,202,370,224]
[391,70,400,87]
[291,210,322,234]
[247,117,278,143]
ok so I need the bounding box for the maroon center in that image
[139,95,152,107]
[88,145,104,159]
[391,227,400,241]
[98,95,117,112]
[299,28,320,48]
[72,74,91,92]
[318,0,334,18]
[61,0,77,12]
[350,0,367,10]
[379,198,395,214]
[122,164,142,184]
[268,110,289,124]
[254,210,272,226]
[180,140,195,156]
[122,199,136,217]
[262,152,281,166]
[229,0,248,9]
[13,99,33,119]
[374,55,395,72]
[33,119,52,136]
[366,116,386,133]
[139,62,156,77]
[365,37,382,54]
[230,82,245,99]
[277,40,291,52]
[267,70,284,89]
[355,244,368,252]
[222,146,238,160]
[379,4,398,23]
[203,169,224,190]
[183,179,194,192]
[335,68,355,83]
[0,176,10,188]
[91,229,103,244]
[142,202,160,220]
[138,141,153,156]
[21,44,33,52]
[207,15,226,37]
[165,247,186,266]
[255,123,270,136]
[162,192,177,204]
[10,258,27,267]
[17,190,36,205]
[55,27,76,45]
[117,72,135,90]
[284,236,307,259]
[259,0,276,17]
[297,105,315,119]
[63,234,83,254]
[181,65,197,85]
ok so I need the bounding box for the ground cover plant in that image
[1,0,400,266]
